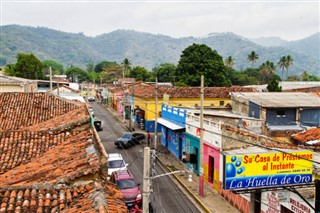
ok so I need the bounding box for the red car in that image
[110,170,142,208]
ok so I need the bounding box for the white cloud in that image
[1,1,319,40]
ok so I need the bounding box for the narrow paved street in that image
[92,103,202,213]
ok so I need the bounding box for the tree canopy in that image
[267,77,282,92]
[42,59,64,75]
[153,63,176,83]
[247,51,259,68]
[65,67,88,83]
[100,64,123,83]
[94,61,117,73]
[224,56,235,69]
[121,58,132,77]
[129,66,152,82]
[13,53,44,79]
[175,44,231,87]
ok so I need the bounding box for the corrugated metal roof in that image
[233,92,320,108]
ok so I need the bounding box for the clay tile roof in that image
[292,127,320,144]
[133,85,256,99]
[0,91,128,212]
[0,93,82,131]
[0,130,99,186]
[20,106,89,131]
[0,181,127,213]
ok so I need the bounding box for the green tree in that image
[277,56,286,80]
[121,58,132,77]
[224,56,235,69]
[65,67,88,83]
[259,60,277,84]
[100,64,123,83]
[130,66,151,81]
[285,55,293,79]
[42,59,64,75]
[242,68,260,79]
[86,60,95,72]
[94,61,117,73]
[14,53,44,79]
[225,67,258,86]
[247,51,259,68]
[301,71,320,81]
[175,43,231,87]
[153,63,176,83]
[267,77,282,92]
[87,71,100,84]
[3,63,15,76]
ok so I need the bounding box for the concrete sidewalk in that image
[104,105,239,213]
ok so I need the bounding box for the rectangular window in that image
[276,110,286,117]
[219,101,224,106]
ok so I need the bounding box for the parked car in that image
[107,153,128,180]
[94,118,102,131]
[87,96,95,102]
[110,170,142,208]
[115,132,146,148]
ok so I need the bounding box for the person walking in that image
[147,131,151,147]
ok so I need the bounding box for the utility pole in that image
[49,66,52,91]
[154,78,158,150]
[123,87,126,123]
[199,75,204,197]
[129,83,134,131]
[143,147,151,213]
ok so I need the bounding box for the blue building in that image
[158,104,186,159]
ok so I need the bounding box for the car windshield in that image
[108,160,125,168]
[116,179,136,189]
[122,133,131,139]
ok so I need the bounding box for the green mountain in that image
[1,25,319,77]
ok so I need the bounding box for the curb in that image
[157,158,212,213]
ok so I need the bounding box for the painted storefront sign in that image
[223,151,313,190]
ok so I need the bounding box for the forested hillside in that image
[1,25,319,76]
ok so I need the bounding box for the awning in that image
[156,118,185,130]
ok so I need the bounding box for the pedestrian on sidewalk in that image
[147,131,151,147]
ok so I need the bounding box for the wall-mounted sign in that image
[163,94,169,102]
[223,151,313,190]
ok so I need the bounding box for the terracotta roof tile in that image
[0,93,82,131]
[0,131,68,174]
[292,127,320,143]
[20,106,90,131]
[0,91,128,212]
[133,85,256,99]
[0,130,99,186]
[0,181,127,213]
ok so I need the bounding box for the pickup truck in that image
[115,132,146,148]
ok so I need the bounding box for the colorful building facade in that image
[159,104,186,159]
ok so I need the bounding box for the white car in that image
[107,153,128,180]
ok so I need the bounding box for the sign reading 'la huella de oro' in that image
[223,151,313,190]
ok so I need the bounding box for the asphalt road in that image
[92,103,201,213]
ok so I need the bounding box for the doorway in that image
[208,155,214,184]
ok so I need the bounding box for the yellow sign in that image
[224,151,313,190]
[163,94,169,102]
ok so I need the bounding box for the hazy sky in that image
[1,0,319,41]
